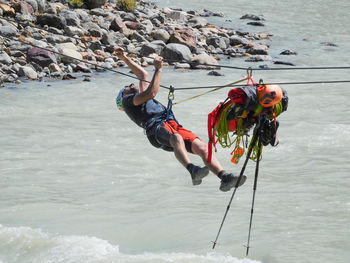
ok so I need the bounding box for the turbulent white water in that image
[1,0,350,263]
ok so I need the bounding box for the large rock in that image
[0,52,12,64]
[83,22,104,37]
[27,47,57,67]
[206,36,229,50]
[280,49,298,55]
[163,9,188,21]
[0,3,16,16]
[89,40,103,51]
[125,21,142,30]
[245,55,273,62]
[59,9,81,27]
[36,14,67,29]
[247,21,265,27]
[23,0,38,12]
[64,26,86,37]
[140,43,163,57]
[130,31,146,43]
[246,45,269,55]
[46,34,72,44]
[48,63,62,73]
[75,9,90,23]
[229,36,250,46]
[240,14,265,21]
[18,66,38,79]
[56,42,79,51]
[36,0,46,13]
[60,49,83,64]
[188,16,208,27]
[26,38,48,48]
[109,18,126,32]
[169,29,196,51]
[161,43,192,62]
[151,29,170,43]
[13,1,34,15]
[85,0,107,9]
[89,8,110,17]
[140,19,153,34]
[189,53,219,69]
[0,25,18,37]
[101,31,126,46]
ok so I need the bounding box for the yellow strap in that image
[172,77,248,105]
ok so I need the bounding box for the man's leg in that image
[191,138,247,191]
[169,133,191,167]
[169,133,209,185]
[191,138,223,175]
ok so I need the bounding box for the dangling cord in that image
[246,67,254,85]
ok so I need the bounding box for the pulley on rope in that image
[165,85,175,121]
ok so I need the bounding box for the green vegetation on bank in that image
[116,0,137,11]
[67,0,85,8]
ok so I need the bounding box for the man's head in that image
[257,84,283,107]
[116,83,138,111]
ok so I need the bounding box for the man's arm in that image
[133,56,163,106]
[114,47,150,92]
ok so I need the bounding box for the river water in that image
[1,0,350,263]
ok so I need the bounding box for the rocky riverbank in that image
[0,0,290,86]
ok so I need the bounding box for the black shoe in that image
[191,165,209,185]
[219,173,247,192]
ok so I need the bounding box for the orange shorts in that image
[146,120,199,153]
[163,120,199,142]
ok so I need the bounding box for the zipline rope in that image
[172,77,248,105]
[177,80,350,90]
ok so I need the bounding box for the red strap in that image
[247,76,256,85]
[207,100,236,163]
[207,113,214,163]
[207,102,226,163]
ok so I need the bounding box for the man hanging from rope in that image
[207,79,289,165]
[114,46,246,192]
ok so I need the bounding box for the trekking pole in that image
[212,120,262,249]
[245,133,262,256]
